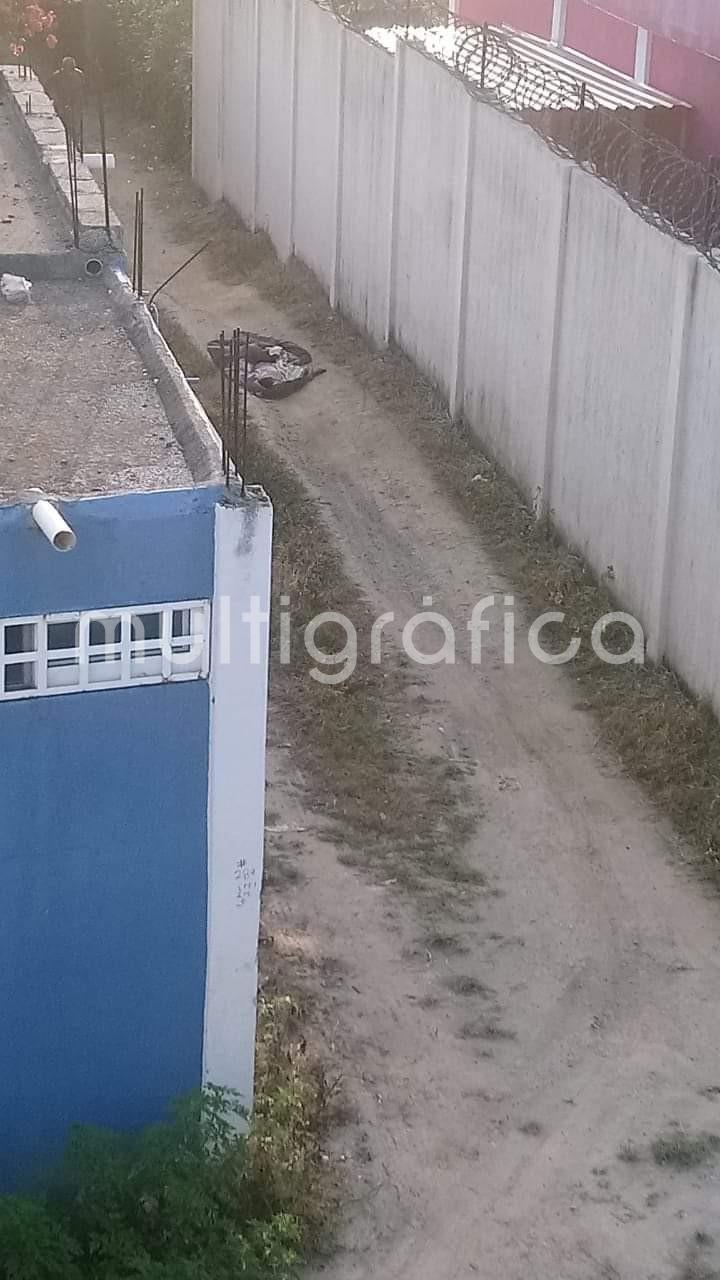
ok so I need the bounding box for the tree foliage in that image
[97,0,193,159]
[0,0,57,57]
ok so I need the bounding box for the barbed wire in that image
[455,22,588,112]
[452,23,720,267]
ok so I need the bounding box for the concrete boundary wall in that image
[194,0,720,715]
[192,0,225,200]
[1,66,123,249]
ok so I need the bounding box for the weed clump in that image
[652,1130,720,1170]
[617,1141,642,1163]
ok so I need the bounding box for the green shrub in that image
[0,1089,302,1279]
[0,1198,80,1280]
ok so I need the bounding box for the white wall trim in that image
[203,496,273,1110]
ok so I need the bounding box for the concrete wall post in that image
[330,26,348,307]
[286,0,301,258]
[541,162,573,516]
[449,94,477,420]
[249,0,262,232]
[646,248,698,660]
[383,39,406,346]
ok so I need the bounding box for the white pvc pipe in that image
[84,152,116,172]
[32,500,77,552]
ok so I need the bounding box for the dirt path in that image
[109,140,720,1280]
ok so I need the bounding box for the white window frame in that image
[551,0,568,46]
[0,601,210,702]
[634,26,651,84]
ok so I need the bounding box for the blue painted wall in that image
[0,486,222,617]
[0,486,218,1188]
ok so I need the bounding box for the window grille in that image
[0,602,210,701]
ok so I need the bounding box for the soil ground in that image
[107,128,720,1280]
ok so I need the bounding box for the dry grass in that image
[676,1237,719,1280]
[517,1120,543,1137]
[160,314,476,894]
[678,1261,719,1280]
[652,1130,720,1170]
[458,1018,517,1041]
[249,992,340,1251]
[444,975,490,997]
[424,931,470,955]
[157,192,720,880]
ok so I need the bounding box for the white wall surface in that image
[256,0,294,254]
[222,0,257,226]
[550,168,683,628]
[461,108,568,496]
[391,47,469,401]
[663,257,720,703]
[194,0,720,714]
[293,1,344,290]
[338,30,394,344]
[192,0,225,200]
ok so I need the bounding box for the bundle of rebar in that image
[218,328,250,494]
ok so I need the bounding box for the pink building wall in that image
[565,0,636,76]
[650,34,720,158]
[456,0,720,158]
[593,2,720,59]
[457,0,553,38]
